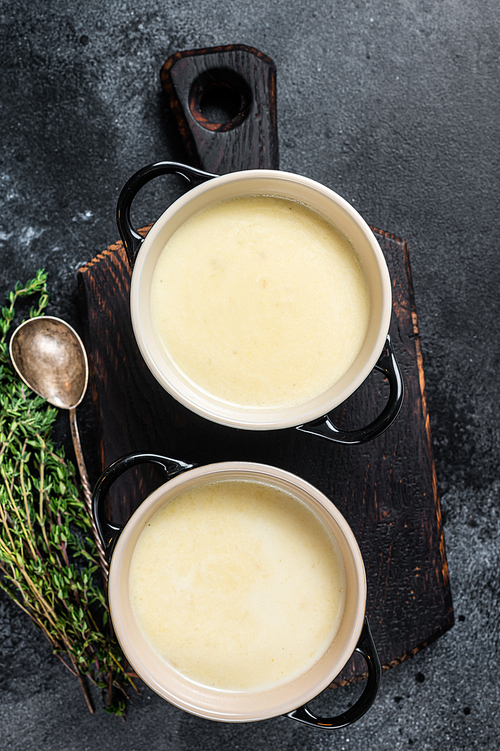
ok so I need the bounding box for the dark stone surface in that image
[1,1,499,748]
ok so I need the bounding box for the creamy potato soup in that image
[129,480,346,692]
[150,195,369,408]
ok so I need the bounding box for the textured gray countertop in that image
[1,1,499,749]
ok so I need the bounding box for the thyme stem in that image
[0,272,137,716]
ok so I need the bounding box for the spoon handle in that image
[69,407,109,584]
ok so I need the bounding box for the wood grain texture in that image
[77,44,452,685]
[77,227,453,683]
[160,45,279,173]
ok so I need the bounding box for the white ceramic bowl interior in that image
[130,169,392,429]
[108,462,366,723]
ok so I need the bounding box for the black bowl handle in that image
[116,161,217,268]
[287,617,381,730]
[297,334,404,445]
[92,452,196,563]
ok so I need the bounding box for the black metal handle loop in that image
[92,452,195,562]
[116,161,217,267]
[287,617,381,730]
[297,334,404,445]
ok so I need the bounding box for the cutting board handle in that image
[160,44,279,173]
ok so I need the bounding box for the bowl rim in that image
[108,461,367,722]
[130,168,392,429]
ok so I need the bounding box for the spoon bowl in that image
[9,316,88,409]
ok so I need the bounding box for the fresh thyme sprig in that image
[0,271,138,716]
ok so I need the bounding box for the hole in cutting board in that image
[189,68,252,131]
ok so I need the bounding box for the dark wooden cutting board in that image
[77,45,453,684]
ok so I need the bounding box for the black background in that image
[1,1,499,749]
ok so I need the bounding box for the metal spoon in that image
[9,316,108,583]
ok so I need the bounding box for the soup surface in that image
[150,195,369,408]
[129,479,346,692]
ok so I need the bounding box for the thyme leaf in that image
[0,271,138,716]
